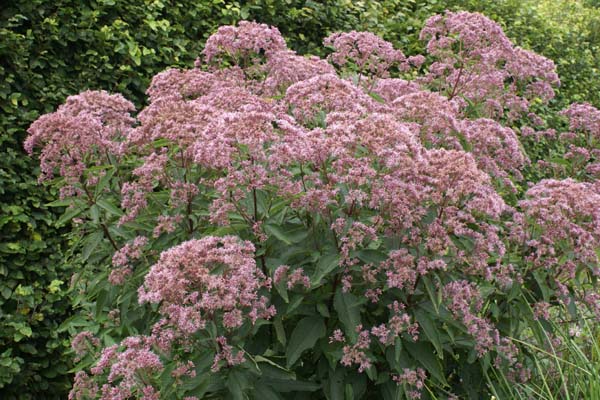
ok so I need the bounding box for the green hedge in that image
[1,0,599,398]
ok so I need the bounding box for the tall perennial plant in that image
[26,11,600,399]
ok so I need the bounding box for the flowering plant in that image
[26,12,600,399]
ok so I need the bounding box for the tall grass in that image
[488,301,600,399]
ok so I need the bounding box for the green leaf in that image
[414,310,443,359]
[251,385,282,400]
[56,206,83,227]
[317,302,330,318]
[256,359,296,384]
[507,281,522,302]
[274,317,286,346]
[532,270,551,301]
[405,341,447,385]
[228,369,249,400]
[94,168,115,197]
[357,249,387,265]
[286,315,325,367]
[365,365,377,381]
[275,280,289,303]
[81,231,104,262]
[18,326,32,337]
[97,199,123,216]
[181,374,213,397]
[287,294,304,314]
[422,275,441,315]
[312,252,340,286]
[48,279,63,294]
[260,377,321,392]
[90,204,100,223]
[334,290,362,342]
[2,286,14,299]
[549,156,570,166]
[368,91,385,103]
[345,384,355,400]
[394,337,402,365]
[95,288,109,318]
[45,199,74,207]
[255,356,290,374]
[380,381,401,400]
[325,368,345,400]
[265,223,308,245]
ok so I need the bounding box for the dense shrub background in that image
[1,0,599,398]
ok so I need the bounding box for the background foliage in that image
[1,0,599,398]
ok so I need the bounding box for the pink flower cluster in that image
[145,68,222,102]
[560,103,600,140]
[372,149,507,280]
[74,336,163,400]
[393,368,427,399]
[443,281,502,356]
[263,50,335,95]
[109,236,148,285]
[371,78,420,102]
[138,236,275,334]
[519,179,600,278]
[340,326,372,373]
[391,90,461,146]
[71,331,101,361]
[324,31,408,79]
[211,336,246,372]
[420,11,559,119]
[458,118,529,190]
[203,20,286,65]
[24,90,135,195]
[273,265,311,290]
[336,302,418,374]
[284,73,378,123]
[69,371,98,400]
